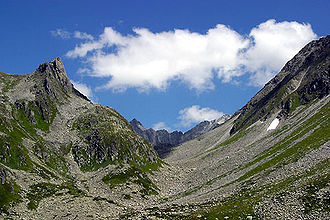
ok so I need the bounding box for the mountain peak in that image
[130,118,146,131]
[35,57,72,92]
[130,115,231,157]
[32,57,89,101]
[36,57,65,75]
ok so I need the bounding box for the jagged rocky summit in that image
[130,115,231,157]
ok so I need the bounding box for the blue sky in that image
[1,0,329,131]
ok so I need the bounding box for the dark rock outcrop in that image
[0,166,10,184]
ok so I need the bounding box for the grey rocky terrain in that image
[0,36,329,219]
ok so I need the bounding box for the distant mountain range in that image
[130,115,231,157]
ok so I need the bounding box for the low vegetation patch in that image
[102,164,159,196]
[301,173,330,214]
[27,182,84,210]
[0,73,24,93]
[0,135,33,171]
[33,143,69,177]
[0,179,21,213]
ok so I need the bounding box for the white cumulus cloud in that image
[66,19,317,91]
[178,105,224,128]
[71,80,93,100]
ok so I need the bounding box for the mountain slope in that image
[0,58,161,217]
[130,115,231,157]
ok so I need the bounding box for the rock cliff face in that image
[130,115,231,157]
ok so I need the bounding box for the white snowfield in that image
[267,118,279,131]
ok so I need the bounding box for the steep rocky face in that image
[130,115,231,157]
[35,57,74,96]
[0,58,159,168]
[230,35,330,135]
[130,119,183,157]
[0,58,160,215]
[130,118,183,147]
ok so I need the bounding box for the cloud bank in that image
[178,105,223,128]
[66,19,317,91]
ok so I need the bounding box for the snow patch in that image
[267,118,279,131]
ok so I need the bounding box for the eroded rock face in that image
[0,166,10,184]
[1,57,159,170]
[35,57,73,95]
